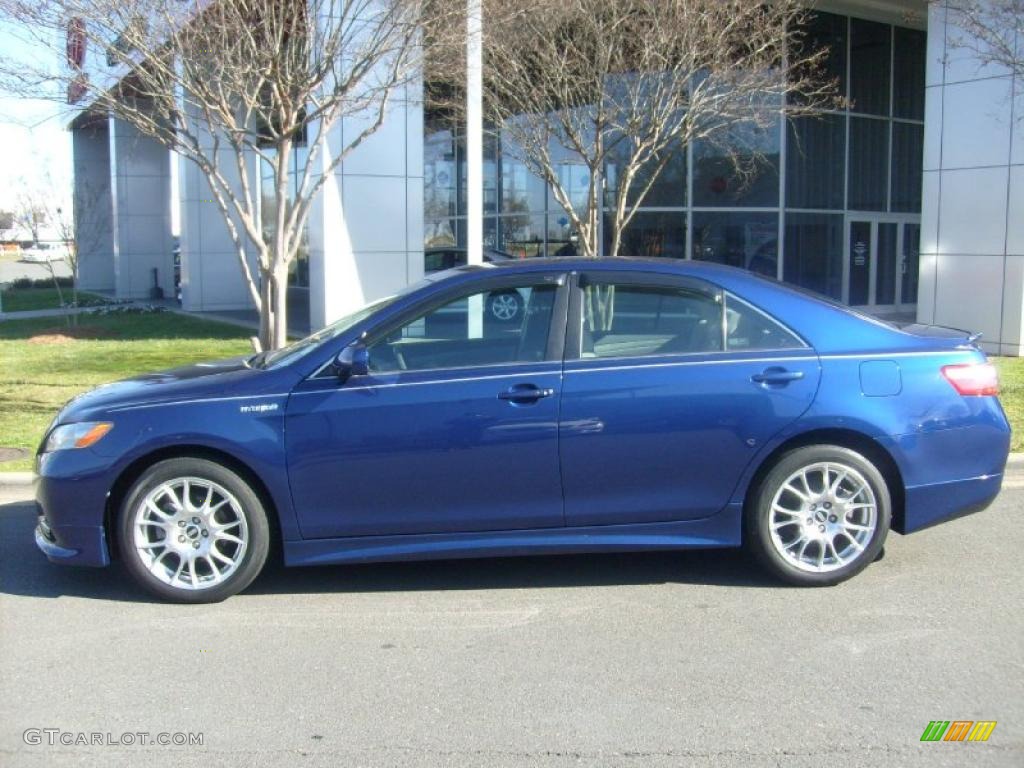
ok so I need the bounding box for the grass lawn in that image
[993,357,1024,452]
[0,311,252,471]
[0,287,109,313]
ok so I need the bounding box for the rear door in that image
[559,271,821,526]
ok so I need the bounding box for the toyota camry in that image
[33,259,1011,602]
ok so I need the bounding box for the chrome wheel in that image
[490,293,520,321]
[768,461,877,573]
[132,477,249,591]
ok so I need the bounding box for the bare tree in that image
[13,179,77,321]
[944,1,1023,84]
[0,0,446,349]
[435,0,839,259]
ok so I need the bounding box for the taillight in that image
[941,363,999,396]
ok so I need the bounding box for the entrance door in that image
[845,217,920,310]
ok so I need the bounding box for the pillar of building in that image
[108,115,175,300]
[307,80,426,331]
[917,1,1023,355]
[71,118,115,293]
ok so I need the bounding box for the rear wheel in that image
[746,445,890,586]
[118,458,270,603]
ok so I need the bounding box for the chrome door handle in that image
[497,384,555,403]
[751,368,805,385]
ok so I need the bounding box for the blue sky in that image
[0,19,73,215]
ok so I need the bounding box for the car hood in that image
[56,356,285,423]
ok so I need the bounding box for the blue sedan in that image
[33,259,1011,602]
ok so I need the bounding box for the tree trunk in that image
[259,272,274,351]
[270,267,289,350]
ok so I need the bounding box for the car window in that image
[580,283,723,359]
[368,283,558,373]
[724,293,805,351]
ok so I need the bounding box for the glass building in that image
[424,9,927,313]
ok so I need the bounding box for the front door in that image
[558,273,821,527]
[286,275,568,539]
[846,216,920,309]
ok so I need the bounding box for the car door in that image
[559,271,821,526]
[285,272,569,539]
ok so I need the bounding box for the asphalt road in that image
[0,256,72,286]
[1,484,1021,768]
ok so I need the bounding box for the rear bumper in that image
[899,472,1003,534]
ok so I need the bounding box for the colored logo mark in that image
[920,721,997,742]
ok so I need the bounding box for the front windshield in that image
[251,296,395,369]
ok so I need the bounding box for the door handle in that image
[497,384,555,403]
[751,368,805,386]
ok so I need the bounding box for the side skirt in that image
[283,503,743,567]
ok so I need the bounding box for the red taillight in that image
[941,363,1000,396]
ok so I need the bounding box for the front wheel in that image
[118,457,270,603]
[746,445,891,586]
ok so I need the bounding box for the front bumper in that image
[34,449,114,567]
[33,505,110,567]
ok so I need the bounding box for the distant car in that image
[35,258,1010,602]
[20,243,69,263]
[425,247,524,322]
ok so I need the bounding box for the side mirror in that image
[334,342,370,382]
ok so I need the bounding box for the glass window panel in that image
[424,129,457,220]
[483,132,499,215]
[604,138,686,208]
[893,27,926,120]
[500,141,547,215]
[691,211,779,277]
[891,122,923,213]
[786,114,846,210]
[848,220,871,305]
[783,212,843,300]
[547,159,592,214]
[693,119,780,207]
[848,117,889,211]
[876,222,898,305]
[902,223,920,304]
[850,19,891,116]
[581,284,723,357]
[423,217,462,249]
[724,294,804,350]
[369,284,558,372]
[498,213,547,258]
[789,11,847,105]
[605,211,686,259]
[547,212,580,257]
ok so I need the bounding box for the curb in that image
[0,472,34,486]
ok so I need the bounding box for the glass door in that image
[846,216,920,309]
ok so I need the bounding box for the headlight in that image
[43,422,113,453]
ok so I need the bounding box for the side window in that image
[581,283,723,358]
[724,293,805,351]
[369,283,558,373]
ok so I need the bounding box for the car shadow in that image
[1,499,780,603]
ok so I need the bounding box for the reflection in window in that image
[369,284,557,372]
[605,212,685,259]
[848,117,889,211]
[725,294,804,350]
[581,284,722,358]
[693,120,780,207]
[891,122,923,212]
[692,212,778,277]
[850,19,891,116]
[783,213,843,300]
[498,214,546,258]
[789,11,847,105]
[786,115,845,210]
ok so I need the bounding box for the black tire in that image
[488,290,523,323]
[118,457,270,603]
[745,445,891,587]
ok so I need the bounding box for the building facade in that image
[69,0,1023,353]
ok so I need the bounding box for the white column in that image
[466,0,484,338]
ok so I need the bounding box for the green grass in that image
[0,311,252,471]
[0,287,108,313]
[993,357,1024,452]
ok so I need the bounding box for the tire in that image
[745,445,891,587]
[488,290,523,323]
[118,457,270,603]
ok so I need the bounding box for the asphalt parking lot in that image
[0,483,1021,767]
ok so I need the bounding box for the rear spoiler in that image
[900,323,983,347]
